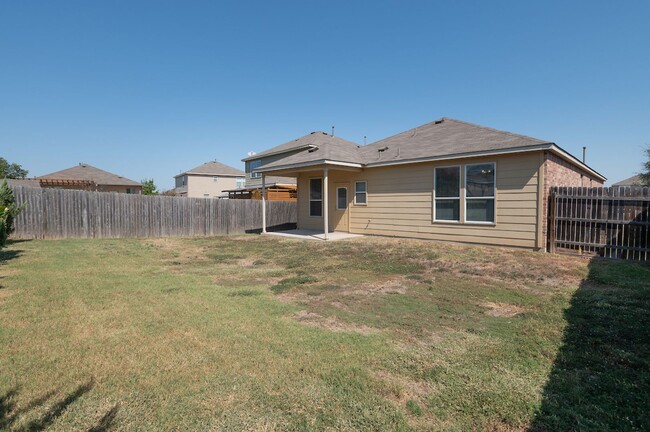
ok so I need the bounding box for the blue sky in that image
[1,1,648,189]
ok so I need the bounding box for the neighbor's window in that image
[126,188,132,194]
[434,166,460,221]
[309,178,323,217]
[236,177,245,188]
[249,160,262,179]
[354,181,367,205]
[212,176,219,182]
[465,163,495,223]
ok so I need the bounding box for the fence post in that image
[548,188,557,253]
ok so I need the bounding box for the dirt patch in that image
[237,257,257,267]
[392,329,444,351]
[481,302,526,318]
[292,310,379,335]
[346,278,407,295]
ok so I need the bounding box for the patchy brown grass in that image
[2,235,645,431]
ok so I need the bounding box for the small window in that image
[354,181,367,205]
[249,160,262,179]
[203,193,210,198]
[212,176,219,182]
[236,177,245,188]
[309,178,323,217]
[434,166,460,221]
[337,187,348,210]
[126,188,132,194]
[465,163,495,223]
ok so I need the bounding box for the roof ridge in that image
[366,118,446,147]
[441,117,552,144]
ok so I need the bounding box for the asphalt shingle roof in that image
[612,175,642,186]
[361,118,552,164]
[258,118,553,171]
[37,164,141,186]
[178,161,245,177]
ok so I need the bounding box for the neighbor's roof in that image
[175,161,245,178]
[254,118,606,181]
[612,175,642,186]
[37,163,141,186]
[4,178,41,188]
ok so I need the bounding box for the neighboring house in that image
[612,175,643,187]
[37,163,142,193]
[5,178,41,188]
[174,161,245,198]
[254,117,606,250]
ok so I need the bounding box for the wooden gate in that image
[548,186,650,261]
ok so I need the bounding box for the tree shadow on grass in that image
[0,379,119,431]
[0,249,22,265]
[530,258,650,431]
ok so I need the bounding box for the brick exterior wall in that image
[541,151,604,249]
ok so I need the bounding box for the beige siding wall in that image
[297,152,543,249]
[186,175,242,198]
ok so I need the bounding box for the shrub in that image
[0,179,25,248]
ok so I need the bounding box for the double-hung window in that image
[465,163,495,223]
[249,160,262,179]
[434,166,461,221]
[354,181,367,205]
[309,178,323,217]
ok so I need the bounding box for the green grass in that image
[0,236,648,431]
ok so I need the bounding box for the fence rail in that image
[10,186,297,239]
[548,186,650,261]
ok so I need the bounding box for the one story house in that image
[253,118,606,250]
[37,163,142,194]
[612,175,643,187]
[174,161,245,198]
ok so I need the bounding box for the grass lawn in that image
[0,235,648,431]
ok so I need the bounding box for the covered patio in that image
[258,163,362,240]
[264,229,363,241]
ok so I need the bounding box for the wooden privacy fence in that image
[548,186,650,261]
[10,186,297,239]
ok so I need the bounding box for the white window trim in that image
[309,177,323,217]
[212,176,219,182]
[353,181,367,206]
[336,187,348,210]
[463,162,497,225]
[433,165,461,223]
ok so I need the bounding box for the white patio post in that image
[261,173,267,234]
[323,166,329,240]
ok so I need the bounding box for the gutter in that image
[241,144,319,162]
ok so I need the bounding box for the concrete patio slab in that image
[265,229,363,241]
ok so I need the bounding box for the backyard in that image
[0,235,648,431]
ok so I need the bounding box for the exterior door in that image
[332,183,350,232]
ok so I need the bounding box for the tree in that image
[0,157,28,179]
[141,179,159,195]
[0,179,25,247]
[639,146,650,186]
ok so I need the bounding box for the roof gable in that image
[612,175,642,186]
[179,161,245,177]
[37,163,141,186]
